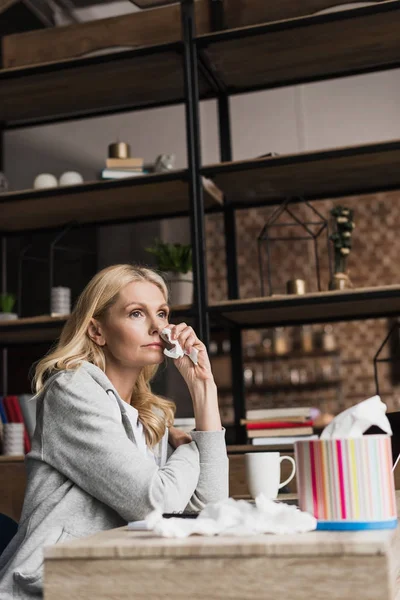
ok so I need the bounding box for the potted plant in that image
[0,292,17,321]
[146,239,193,305]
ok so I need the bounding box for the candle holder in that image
[257,196,332,296]
[108,142,131,159]
[286,279,307,295]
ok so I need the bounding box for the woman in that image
[0,264,228,599]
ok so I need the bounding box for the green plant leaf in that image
[145,239,192,273]
[0,293,16,313]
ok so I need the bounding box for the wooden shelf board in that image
[0,305,193,345]
[227,444,296,453]
[203,140,400,204]
[214,350,340,362]
[0,45,213,125]
[199,1,400,93]
[0,455,24,462]
[0,173,222,232]
[219,379,342,394]
[209,285,400,328]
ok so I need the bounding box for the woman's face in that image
[93,280,169,369]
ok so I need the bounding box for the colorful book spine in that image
[0,397,8,424]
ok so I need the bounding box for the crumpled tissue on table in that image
[159,327,198,365]
[137,496,317,538]
[320,395,392,439]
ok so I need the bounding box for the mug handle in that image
[279,456,296,489]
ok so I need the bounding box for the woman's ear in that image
[87,318,106,346]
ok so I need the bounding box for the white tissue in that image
[159,327,198,365]
[137,496,316,538]
[320,395,392,439]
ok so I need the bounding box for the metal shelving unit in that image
[1,0,400,441]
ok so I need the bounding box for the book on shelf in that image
[246,407,312,420]
[244,420,314,430]
[247,426,313,439]
[252,435,318,446]
[241,415,307,425]
[101,168,147,180]
[106,157,144,169]
[0,398,8,424]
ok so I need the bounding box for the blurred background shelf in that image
[0,42,214,127]
[0,305,193,345]
[0,173,222,233]
[209,285,400,328]
[218,379,342,395]
[202,140,400,206]
[197,1,400,94]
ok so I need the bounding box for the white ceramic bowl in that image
[59,171,84,186]
[33,173,58,190]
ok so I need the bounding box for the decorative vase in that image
[0,312,18,321]
[165,271,193,306]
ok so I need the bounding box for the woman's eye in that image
[159,311,169,319]
[130,310,142,318]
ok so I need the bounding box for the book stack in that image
[0,395,36,455]
[243,407,317,447]
[101,156,146,180]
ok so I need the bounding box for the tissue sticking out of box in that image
[159,327,198,365]
[320,395,392,439]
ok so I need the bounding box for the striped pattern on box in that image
[295,436,397,528]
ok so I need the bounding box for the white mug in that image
[245,452,296,499]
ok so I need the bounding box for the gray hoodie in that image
[0,362,229,599]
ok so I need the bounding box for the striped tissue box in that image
[295,435,397,530]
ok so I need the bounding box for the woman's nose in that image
[149,318,164,335]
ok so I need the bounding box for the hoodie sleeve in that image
[166,429,229,513]
[40,371,202,522]
[184,429,229,512]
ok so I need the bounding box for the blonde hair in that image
[34,264,175,447]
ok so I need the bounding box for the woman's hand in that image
[168,426,192,449]
[165,323,214,389]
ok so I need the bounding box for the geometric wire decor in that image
[257,196,332,296]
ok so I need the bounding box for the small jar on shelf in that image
[243,367,254,388]
[261,330,273,356]
[322,325,337,352]
[300,325,314,353]
[273,327,290,356]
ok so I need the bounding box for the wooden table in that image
[44,493,400,600]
